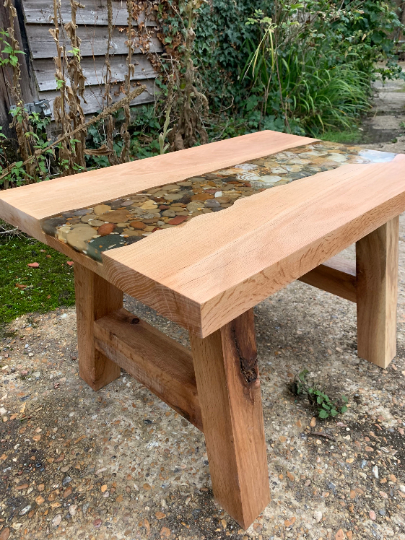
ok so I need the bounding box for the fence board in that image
[40,78,155,117]
[23,0,156,26]
[26,24,162,59]
[34,55,155,92]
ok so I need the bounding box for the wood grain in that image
[299,255,357,302]
[22,0,157,26]
[0,131,315,240]
[190,309,270,528]
[356,217,399,368]
[103,160,405,337]
[40,79,155,118]
[74,263,123,390]
[26,24,162,59]
[34,55,155,92]
[94,308,202,430]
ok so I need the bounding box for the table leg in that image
[356,216,399,368]
[74,263,123,390]
[190,309,270,528]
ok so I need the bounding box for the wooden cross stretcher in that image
[1,131,405,528]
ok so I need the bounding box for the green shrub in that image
[242,0,403,135]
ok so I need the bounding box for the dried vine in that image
[50,0,74,174]
[3,0,40,183]
[120,0,136,163]
[0,86,146,183]
[167,0,208,150]
[64,0,86,168]
[103,0,119,165]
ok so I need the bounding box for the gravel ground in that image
[1,81,405,540]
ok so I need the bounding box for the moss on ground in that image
[0,234,75,324]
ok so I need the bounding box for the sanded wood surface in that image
[102,159,405,336]
[74,263,123,390]
[94,308,202,430]
[190,309,270,528]
[356,217,399,368]
[299,255,357,302]
[0,131,315,241]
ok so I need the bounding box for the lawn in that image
[0,233,75,324]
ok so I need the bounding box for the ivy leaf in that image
[319,409,329,419]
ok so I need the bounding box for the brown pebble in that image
[168,216,188,225]
[0,527,10,540]
[130,221,146,230]
[98,223,115,236]
[63,486,73,498]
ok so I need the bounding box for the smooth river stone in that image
[130,221,146,230]
[162,210,176,217]
[168,215,188,225]
[121,200,134,207]
[140,200,158,210]
[98,209,130,223]
[98,223,115,236]
[258,175,282,184]
[187,202,203,212]
[86,235,126,262]
[87,219,105,227]
[164,193,183,201]
[81,214,97,223]
[41,216,67,236]
[205,199,221,208]
[94,204,111,215]
[141,211,160,217]
[74,208,93,216]
[56,225,72,243]
[66,225,97,252]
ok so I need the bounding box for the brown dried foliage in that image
[167,1,208,151]
[3,0,41,184]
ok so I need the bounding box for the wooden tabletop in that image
[1,130,405,336]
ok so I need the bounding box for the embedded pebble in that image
[94,204,111,215]
[87,235,126,262]
[66,225,96,251]
[98,223,115,236]
[42,141,398,264]
[129,221,146,230]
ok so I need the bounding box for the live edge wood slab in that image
[1,130,405,528]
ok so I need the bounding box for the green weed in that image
[292,369,349,420]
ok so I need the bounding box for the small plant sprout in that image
[292,369,349,420]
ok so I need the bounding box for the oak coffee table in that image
[1,131,404,528]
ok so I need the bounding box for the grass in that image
[319,129,363,145]
[0,233,75,324]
